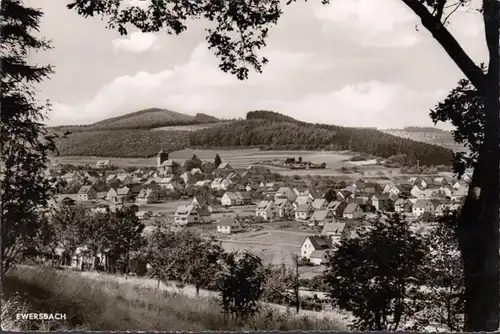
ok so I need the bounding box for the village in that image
[44,149,471,272]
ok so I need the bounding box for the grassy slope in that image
[2,266,345,331]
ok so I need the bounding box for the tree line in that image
[25,202,465,331]
[189,119,454,166]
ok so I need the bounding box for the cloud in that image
[47,44,316,125]
[253,81,448,128]
[111,32,162,54]
[314,0,420,47]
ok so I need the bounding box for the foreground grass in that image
[2,266,345,331]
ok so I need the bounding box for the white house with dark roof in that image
[221,192,239,206]
[300,236,334,265]
[295,204,314,221]
[174,204,200,225]
[217,218,243,234]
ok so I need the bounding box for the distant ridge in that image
[49,108,222,132]
[52,109,455,166]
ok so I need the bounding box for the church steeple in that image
[157,150,169,167]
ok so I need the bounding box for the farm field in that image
[219,230,308,267]
[51,149,396,177]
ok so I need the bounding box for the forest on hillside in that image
[189,120,454,166]
[55,129,189,157]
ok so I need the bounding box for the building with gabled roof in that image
[300,235,334,265]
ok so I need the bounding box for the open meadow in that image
[50,149,400,178]
[2,266,346,331]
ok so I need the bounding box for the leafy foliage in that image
[0,0,61,277]
[418,212,465,331]
[324,214,429,331]
[430,67,485,177]
[216,251,267,321]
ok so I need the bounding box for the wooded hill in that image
[50,108,223,133]
[52,110,454,166]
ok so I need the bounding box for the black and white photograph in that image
[1,0,499,332]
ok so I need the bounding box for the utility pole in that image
[292,253,300,314]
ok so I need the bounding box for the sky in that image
[27,0,488,129]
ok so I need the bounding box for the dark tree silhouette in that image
[214,153,222,168]
[65,0,499,330]
[0,0,62,278]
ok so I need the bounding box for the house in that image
[451,186,468,200]
[180,172,192,184]
[246,165,271,175]
[236,191,253,205]
[77,185,97,201]
[117,174,133,186]
[195,180,212,187]
[96,160,110,169]
[342,203,364,219]
[192,195,215,208]
[327,201,348,217]
[370,194,391,211]
[336,190,353,201]
[211,178,223,189]
[255,200,278,221]
[311,199,328,211]
[208,204,223,213]
[395,199,413,214]
[106,187,118,201]
[321,222,347,243]
[300,236,333,265]
[221,192,239,206]
[412,199,439,217]
[295,204,314,221]
[117,186,131,200]
[144,180,161,191]
[106,174,118,184]
[308,209,336,227]
[61,172,78,183]
[434,177,447,186]
[136,188,158,205]
[191,168,203,175]
[274,198,294,219]
[217,218,243,234]
[218,162,233,170]
[294,195,313,209]
[275,187,297,202]
[174,205,200,226]
[157,150,177,175]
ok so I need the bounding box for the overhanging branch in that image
[401,0,487,94]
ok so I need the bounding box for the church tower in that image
[157,149,169,168]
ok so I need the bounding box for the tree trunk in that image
[457,88,500,331]
[457,3,500,330]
